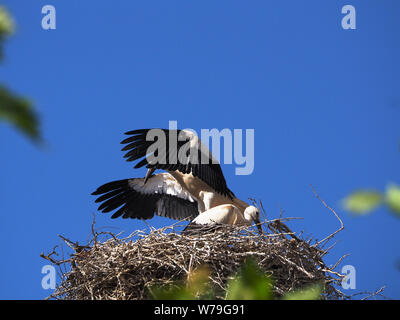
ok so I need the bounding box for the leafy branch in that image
[342,183,400,217]
[0,6,41,143]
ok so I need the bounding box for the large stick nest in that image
[42,212,348,300]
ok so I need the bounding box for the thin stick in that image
[310,185,344,248]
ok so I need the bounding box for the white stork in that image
[92,128,262,233]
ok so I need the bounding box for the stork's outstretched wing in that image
[92,173,199,220]
[120,128,235,199]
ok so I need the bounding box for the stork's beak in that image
[254,217,263,235]
[144,168,155,184]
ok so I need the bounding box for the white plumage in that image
[128,173,196,202]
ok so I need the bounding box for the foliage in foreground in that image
[343,183,400,217]
[150,258,322,300]
[0,6,41,142]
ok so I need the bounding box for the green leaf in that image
[150,283,196,300]
[0,6,14,36]
[226,258,272,300]
[283,284,322,300]
[150,266,213,300]
[342,190,383,215]
[0,85,41,142]
[0,6,14,61]
[385,184,400,216]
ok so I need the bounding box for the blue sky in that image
[0,1,399,299]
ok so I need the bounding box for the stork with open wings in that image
[92,129,261,233]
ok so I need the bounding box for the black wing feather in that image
[92,178,199,221]
[121,129,235,199]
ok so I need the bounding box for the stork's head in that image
[244,206,263,234]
